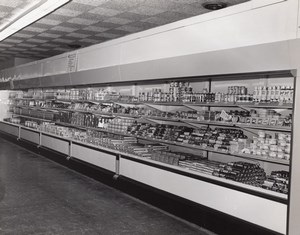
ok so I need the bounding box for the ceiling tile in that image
[100,0,144,11]
[1,51,18,54]
[92,21,120,29]
[116,12,148,21]
[116,25,142,33]
[169,0,199,3]
[45,14,72,22]
[128,21,159,30]
[142,11,190,25]
[0,5,14,12]
[26,38,48,44]
[89,7,122,17]
[53,47,72,52]
[0,43,13,48]
[141,0,181,10]
[53,38,75,44]
[79,38,100,44]
[17,43,36,48]
[53,8,83,17]
[142,16,176,25]
[3,38,23,44]
[83,26,108,33]
[41,43,61,48]
[31,47,49,52]
[36,18,62,26]
[72,29,94,35]
[66,32,91,39]
[0,0,25,8]
[21,51,40,55]
[22,26,48,33]
[77,12,106,21]
[0,0,249,62]
[11,33,34,39]
[103,17,132,25]
[63,2,95,12]
[51,25,78,33]
[157,11,191,21]
[37,33,61,39]
[91,36,107,42]
[0,12,9,18]
[72,0,110,7]
[68,17,98,25]
[170,5,210,16]
[9,47,27,51]
[96,32,120,39]
[129,6,166,16]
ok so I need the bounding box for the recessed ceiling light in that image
[202,2,228,10]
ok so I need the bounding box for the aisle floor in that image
[0,137,214,235]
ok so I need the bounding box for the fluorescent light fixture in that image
[0,0,71,42]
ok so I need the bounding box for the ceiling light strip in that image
[0,0,71,42]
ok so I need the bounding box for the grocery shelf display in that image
[0,72,294,234]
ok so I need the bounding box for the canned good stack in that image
[253,85,293,103]
[69,89,81,100]
[5,117,21,124]
[213,162,266,186]
[24,120,38,129]
[56,89,70,100]
[106,117,135,133]
[262,171,289,194]
[240,131,291,160]
[215,86,252,103]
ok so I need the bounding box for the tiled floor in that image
[0,137,214,235]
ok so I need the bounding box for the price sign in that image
[67,52,78,73]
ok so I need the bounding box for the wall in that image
[0,0,299,83]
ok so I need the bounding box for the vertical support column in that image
[37,132,42,148]
[288,76,300,235]
[67,140,72,160]
[207,78,212,161]
[132,83,137,97]
[17,126,21,140]
[113,154,120,180]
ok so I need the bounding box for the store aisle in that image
[0,137,214,235]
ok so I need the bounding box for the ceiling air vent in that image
[202,2,228,10]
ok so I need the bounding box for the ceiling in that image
[0,0,249,63]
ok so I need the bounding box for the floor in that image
[0,137,214,235]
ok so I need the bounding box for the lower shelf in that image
[41,134,69,155]
[119,157,287,234]
[0,121,19,136]
[72,143,116,172]
[0,120,288,234]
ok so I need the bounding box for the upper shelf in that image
[7,112,291,166]
[10,98,294,109]
[11,104,292,132]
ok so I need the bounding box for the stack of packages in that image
[262,171,289,194]
[151,150,202,165]
[179,159,266,187]
[213,162,266,186]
